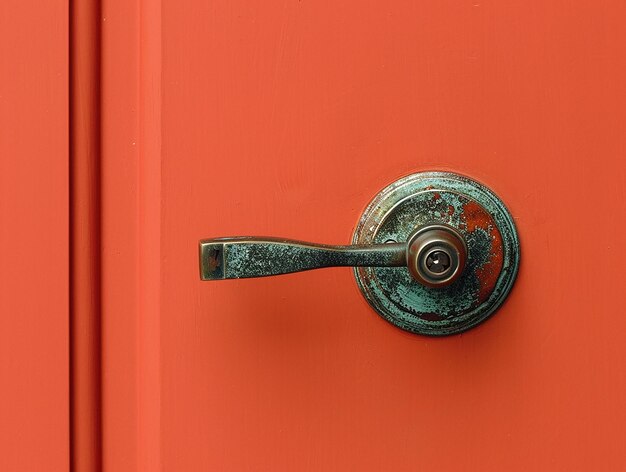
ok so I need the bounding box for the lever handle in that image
[198,172,520,336]
[199,225,467,287]
[199,238,406,280]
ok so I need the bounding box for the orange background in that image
[3,0,626,471]
[163,1,626,470]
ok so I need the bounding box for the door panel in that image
[0,1,69,470]
[156,0,626,470]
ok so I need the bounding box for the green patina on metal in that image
[199,171,519,336]
[199,238,406,280]
[352,171,520,336]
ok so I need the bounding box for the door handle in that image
[199,171,520,336]
[200,224,467,288]
[200,238,407,279]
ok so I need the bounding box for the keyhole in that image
[425,250,451,274]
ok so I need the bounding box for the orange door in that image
[5,0,626,471]
[96,1,626,470]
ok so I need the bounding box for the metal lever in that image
[199,225,467,286]
[199,238,406,280]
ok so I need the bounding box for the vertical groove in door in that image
[69,0,102,471]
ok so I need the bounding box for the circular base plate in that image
[353,171,520,336]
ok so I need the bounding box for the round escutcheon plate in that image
[352,171,520,336]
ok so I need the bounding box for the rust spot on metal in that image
[420,312,442,321]
[461,200,504,303]
[207,250,221,272]
[476,235,503,303]
[461,200,487,232]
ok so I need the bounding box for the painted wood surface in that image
[159,1,626,470]
[0,1,69,471]
[98,0,163,470]
[79,0,626,471]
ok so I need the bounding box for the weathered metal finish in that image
[198,171,519,336]
[353,171,520,336]
[199,238,407,280]
[199,225,469,282]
